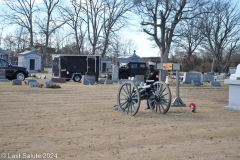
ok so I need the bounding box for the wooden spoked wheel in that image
[117,81,141,116]
[147,81,171,114]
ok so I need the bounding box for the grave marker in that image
[191,79,200,86]
[224,64,240,111]
[28,79,37,84]
[183,72,201,84]
[201,73,214,82]
[45,81,54,88]
[82,75,95,85]
[112,65,119,82]
[99,78,106,84]
[105,79,113,84]
[29,82,40,88]
[12,79,22,85]
[210,81,221,87]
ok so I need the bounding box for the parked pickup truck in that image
[0,58,29,81]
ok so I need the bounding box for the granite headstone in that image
[29,82,40,88]
[191,79,200,86]
[201,73,214,82]
[210,81,221,87]
[183,72,201,84]
[82,75,95,85]
[105,79,113,84]
[45,81,54,88]
[28,79,37,84]
[12,79,22,85]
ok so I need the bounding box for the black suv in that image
[0,58,29,81]
[118,62,147,79]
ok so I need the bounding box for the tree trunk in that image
[160,46,170,82]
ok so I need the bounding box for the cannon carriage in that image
[117,80,171,116]
[115,63,185,116]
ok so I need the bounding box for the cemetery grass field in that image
[0,73,240,160]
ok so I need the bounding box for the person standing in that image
[144,62,159,109]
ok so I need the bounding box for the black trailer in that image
[52,55,101,82]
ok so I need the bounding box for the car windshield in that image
[0,59,10,66]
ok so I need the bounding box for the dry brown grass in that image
[0,75,240,160]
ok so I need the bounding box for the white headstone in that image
[112,65,119,82]
[82,75,95,85]
[230,64,240,80]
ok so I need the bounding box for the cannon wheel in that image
[148,81,171,114]
[117,81,140,116]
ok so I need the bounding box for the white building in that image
[18,50,42,72]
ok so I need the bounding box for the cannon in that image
[116,80,171,116]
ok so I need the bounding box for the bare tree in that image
[82,0,105,55]
[59,1,87,55]
[3,0,37,49]
[36,0,66,71]
[134,0,208,80]
[174,18,205,71]
[101,0,134,57]
[0,20,8,47]
[200,0,240,74]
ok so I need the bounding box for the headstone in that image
[229,67,236,75]
[105,79,113,84]
[217,72,227,79]
[230,64,240,80]
[51,78,66,83]
[0,69,8,82]
[99,78,106,84]
[82,75,95,85]
[210,81,221,87]
[12,79,22,85]
[191,79,200,86]
[85,72,98,82]
[183,72,201,84]
[27,79,37,84]
[112,65,119,82]
[201,73,214,82]
[29,82,40,88]
[224,77,240,111]
[45,81,54,88]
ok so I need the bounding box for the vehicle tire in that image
[15,72,25,81]
[119,72,129,79]
[73,74,81,82]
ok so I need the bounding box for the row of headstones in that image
[183,72,221,87]
[82,75,115,85]
[83,73,221,86]
[82,75,145,85]
[12,79,55,88]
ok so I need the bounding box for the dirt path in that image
[0,78,239,160]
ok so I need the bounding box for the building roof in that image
[19,50,41,56]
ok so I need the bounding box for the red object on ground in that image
[188,103,196,112]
